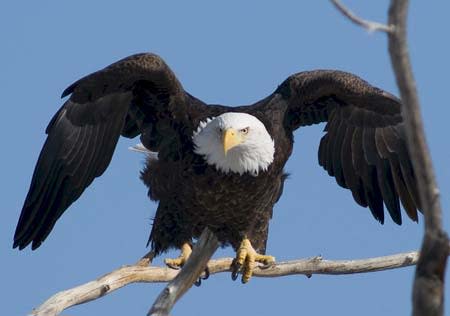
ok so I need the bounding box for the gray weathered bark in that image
[387,2,449,315]
[148,228,219,316]
[330,1,449,315]
[32,250,428,316]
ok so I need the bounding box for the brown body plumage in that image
[141,98,291,254]
[14,53,421,258]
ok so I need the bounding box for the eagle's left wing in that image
[274,70,422,224]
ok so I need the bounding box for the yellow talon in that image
[164,243,192,269]
[233,238,275,283]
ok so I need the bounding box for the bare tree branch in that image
[386,1,449,315]
[331,0,449,314]
[330,0,394,33]
[31,250,425,316]
[148,228,219,316]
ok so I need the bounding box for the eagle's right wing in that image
[14,53,194,250]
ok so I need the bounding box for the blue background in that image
[1,1,449,315]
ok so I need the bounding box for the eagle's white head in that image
[192,112,275,176]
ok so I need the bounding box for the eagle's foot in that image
[164,243,192,269]
[231,238,275,283]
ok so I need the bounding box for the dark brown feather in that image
[14,53,196,250]
[277,70,421,225]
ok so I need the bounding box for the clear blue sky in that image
[1,1,449,315]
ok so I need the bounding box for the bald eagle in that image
[14,53,421,283]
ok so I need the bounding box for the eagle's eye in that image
[240,127,249,134]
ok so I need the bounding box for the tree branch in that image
[31,250,425,316]
[330,0,394,33]
[387,1,449,315]
[148,228,219,316]
[331,1,449,314]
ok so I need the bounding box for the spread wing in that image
[275,70,422,224]
[14,53,198,250]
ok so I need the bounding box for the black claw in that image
[194,267,210,286]
[260,261,275,270]
[166,263,182,270]
[202,266,210,280]
[231,270,239,281]
[231,259,241,281]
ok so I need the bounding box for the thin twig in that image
[148,228,219,316]
[387,1,449,315]
[31,250,424,316]
[330,0,394,33]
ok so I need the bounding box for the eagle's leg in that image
[231,238,275,283]
[164,242,210,286]
[164,243,192,269]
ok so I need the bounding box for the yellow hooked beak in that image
[223,128,243,155]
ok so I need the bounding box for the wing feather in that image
[331,119,347,187]
[274,70,421,224]
[341,125,367,206]
[14,53,202,250]
[14,94,131,249]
